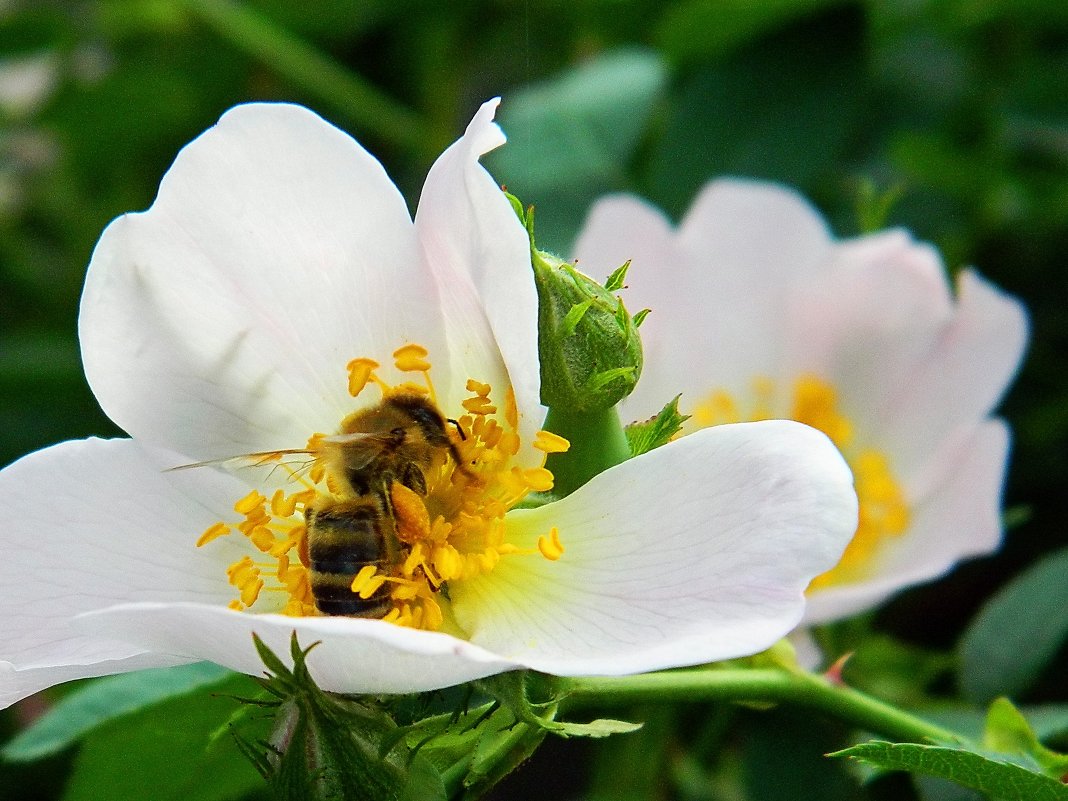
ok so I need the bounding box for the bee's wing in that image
[164,449,316,472]
[318,431,396,471]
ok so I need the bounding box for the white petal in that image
[81,103,445,461]
[450,420,857,675]
[803,420,1008,624]
[415,98,544,458]
[0,438,249,707]
[78,603,520,694]
[877,270,1028,475]
[1,653,187,711]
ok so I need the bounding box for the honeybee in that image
[305,393,465,616]
[176,393,466,617]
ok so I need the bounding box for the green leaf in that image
[656,0,848,64]
[625,396,690,457]
[2,662,233,762]
[830,741,1068,801]
[984,698,1068,778]
[61,673,268,801]
[645,9,865,218]
[959,546,1068,704]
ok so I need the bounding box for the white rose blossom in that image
[0,104,858,709]
[573,178,1028,624]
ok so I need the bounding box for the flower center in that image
[196,343,569,630]
[693,374,909,589]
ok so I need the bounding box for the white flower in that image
[573,178,1028,624]
[0,106,858,709]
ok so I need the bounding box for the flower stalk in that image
[557,667,963,746]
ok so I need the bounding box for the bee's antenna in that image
[447,418,467,441]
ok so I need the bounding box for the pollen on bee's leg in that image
[391,482,431,542]
[196,522,230,547]
[537,527,565,561]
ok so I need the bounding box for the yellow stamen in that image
[347,357,380,398]
[351,565,387,599]
[696,374,909,590]
[533,430,571,454]
[519,467,555,492]
[393,343,431,373]
[537,527,565,561]
[196,522,230,547]
[462,396,497,415]
[200,344,564,630]
[234,490,266,516]
[466,378,492,397]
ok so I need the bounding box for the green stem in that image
[558,669,962,746]
[179,0,436,156]
[541,404,631,497]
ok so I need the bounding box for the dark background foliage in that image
[1,1,1065,799]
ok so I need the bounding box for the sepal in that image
[240,633,446,801]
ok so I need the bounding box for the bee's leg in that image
[401,463,428,495]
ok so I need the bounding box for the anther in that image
[234,490,266,516]
[533,430,570,454]
[393,343,431,372]
[462,396,497,415]
[347,357,380,398]
[196,522,230,547]
[465,378,492,397]
[537,527,565,561]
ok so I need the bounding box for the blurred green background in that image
[1,1,1066,799]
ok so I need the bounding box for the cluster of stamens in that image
[694,373,910,589]
[196,343,569,630]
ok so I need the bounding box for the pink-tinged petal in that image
[81,103,445,461]
[783,230,954,427]
[803,420,1008,624]
[78,604,520,694]
[574,179,835,420]
[0,438,251,708]
[877,271,1028,476]
[450,420,857,675]
[415,99,544,459]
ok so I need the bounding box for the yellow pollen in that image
[537,527,565,561]
[533,430,571,454]
[391,482,431,543]
[695,375,909,590]
[790,374,853,449]
[198,345,564,628]
[393,343,431,372]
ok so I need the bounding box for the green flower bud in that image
[532,248,644,412]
